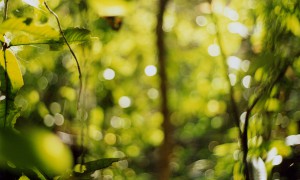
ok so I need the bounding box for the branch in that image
[156,0,173,180]
[2,0,9,127]
[242,62,289,179]
[3,0,9,22]
[44,1,82,110]
[210,4,241,134]
[209,1,246,178]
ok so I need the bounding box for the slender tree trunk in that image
[156,0,173,180]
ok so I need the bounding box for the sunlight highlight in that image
[44,114,55,127]
[223,7,239,21]
[103,68,115,80]
[54,113,64,126]
[111,116,125,129]
[227,56,241,70]
[242,75,251,88]
[196,16,208,27]
[119,96,131,108]
[208,44,220,57]
[272,155,282,166]
[23,0,40,8]
[286,134,300,146]
[241,60,250,72]
[228,22,248,37]
[144,65,157,77]
[252,157,267,180]
[229,74,237,86]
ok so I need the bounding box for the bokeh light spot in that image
[54,113,64,126]
[119,96,131,108]
[227,56,241,70]
[228,22,248,37]
[229,73,237,86]
[144,65,157,77]
[196,16,207,26]
[104,133,117,145]
[147,88,159,99]
[50,102,61,114]
[208,44,220,57]
[111,116,125,129]
[207,100,220,114]
[272,155,282,166]
[44,114,55,127]
[126,145,140,157]
[103,68,115,80]
[223,7,239,21]
[241,60,250,72]
[242,75,251,88]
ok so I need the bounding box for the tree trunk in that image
[156,0,173,179]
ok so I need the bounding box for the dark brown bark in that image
[156,0,173,179]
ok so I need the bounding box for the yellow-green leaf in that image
[0,49,24,94]
[0,18,59,40]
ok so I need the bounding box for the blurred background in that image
[1,0,300,179]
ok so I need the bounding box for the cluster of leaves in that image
[0,0,123,179]
[1,0,300,179]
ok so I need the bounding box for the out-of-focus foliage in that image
[0,0,300,179]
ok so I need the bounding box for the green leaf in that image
[10,27,93,47]
[84,158,121,172]
[0,18,59,40]
[63,27,91,44]
[74,158,122,176]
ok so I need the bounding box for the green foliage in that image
[1,0,300,179]
[73,158,122,178]
[0,49,23,128]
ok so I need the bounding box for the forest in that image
[0,0,300,179]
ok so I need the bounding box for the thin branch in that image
[44,1,82,111]
[241,63,289,179]
[209,1,247,178]
[44,1,85,168]
[3,0,9,22]
[210,8,241,134]
[2,0,9,128]
[3,45,8,127]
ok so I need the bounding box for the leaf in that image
[214,143,238,157]
[10,27,93,47]
[0,49,24,94]
[84,158,121,172]
[0,49,23,127]
[74,158,122,176]
[63,27,91,44]
[0,18,59,40]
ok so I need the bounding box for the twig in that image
[210,7,241,134]
[3,0,9,22]
[44,1,85,168]
[44,1,82,111]
[2,0,9,127]
[209,0,246,178]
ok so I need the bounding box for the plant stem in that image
[44,1,85,167]
[3,0,9,22]
[2,0,9,128]
[44,1,83,111]
[209,1,247,178]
